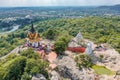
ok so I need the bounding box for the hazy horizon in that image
[0,0,120,7]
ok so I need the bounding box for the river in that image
[0,25,20,34]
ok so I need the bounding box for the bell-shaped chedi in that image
[85,42,93,55]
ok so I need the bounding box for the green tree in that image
[21,48,40,59]
[0,56,26,80]
[54,31,72,55]
[21,72,31,80]
[44,28,58,40]
[54,40,67,54]
[24,59,48,78]
[75,54,92,69]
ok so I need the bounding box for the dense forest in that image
[0,16,120,57]
[0,5,120,31]
[0,48,49,80]
[0,16,120,80]
[32,16,120,53]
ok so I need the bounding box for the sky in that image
[0,0,120,7]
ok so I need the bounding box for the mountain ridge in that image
[98,4,120,11]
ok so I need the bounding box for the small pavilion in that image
[26,24,41,48]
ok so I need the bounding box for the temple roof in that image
[30,24,35,33]
[27,32,41,42]
[27,24,41,42]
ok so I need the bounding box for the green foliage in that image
[0,16,120,79]
[36,17,120,53]
[1,16,120,57]
[20,48,49,79]
[75,54,93,69]
[21,48,40,59]
[54,31,72,54]
[0,41,9,47]
[54,40,66,54]
[100,55,104,59]
[57,31,72,45]
[0,56,26,80]
[43,28,58,40]
[0,48,49,80]
[21,72,31,80]
[24,59,48,76]
[0,54,18,66]
[0,33,25,57]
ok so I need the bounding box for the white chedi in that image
[68,32,84,47]
[85,42,92,55]
[75,32,83,44]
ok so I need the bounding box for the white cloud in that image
[0,0,120,7]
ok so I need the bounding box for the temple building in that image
[26,24,41,47]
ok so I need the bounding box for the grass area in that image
[92,65,115,75]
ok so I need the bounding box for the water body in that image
[0,25,20,34]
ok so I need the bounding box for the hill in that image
[0,16,120,57]
[0,16,120,80]
[99,4,120,11]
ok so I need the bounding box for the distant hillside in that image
[0,16,120,58]
[99,4,120,11]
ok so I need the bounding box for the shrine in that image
[26,24,41,48]
[67,32,93,54]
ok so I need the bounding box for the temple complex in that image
[67,32,93,54]
[26,24,41,47]
[25,24,57,69]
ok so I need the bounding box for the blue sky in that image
[0,0,120,7]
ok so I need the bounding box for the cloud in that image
[0,0,120,7]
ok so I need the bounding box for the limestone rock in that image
[55,56,95,80]
[32,74,47,80]
[50,70,61,80]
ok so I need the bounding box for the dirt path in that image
[0,46,22,60]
